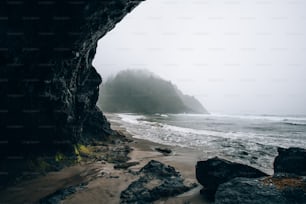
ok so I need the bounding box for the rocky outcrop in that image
[0,0,144,156]
[274,147,306,176]
[215,176,306,204]
[120,160,196,203]
[82,107,113,143]
[215,177,286,204]
[195,157,267,199]
[201,147,306,204]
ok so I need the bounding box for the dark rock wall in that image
[0,0,143,156]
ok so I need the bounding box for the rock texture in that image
[215,177,286,204]
[215,176,306,204]
[0,0,144,156]
[196,157,267,199]
[274,147,306,176]
[211,147,306,204]
[39,183,87,204]
[120,160,196,204]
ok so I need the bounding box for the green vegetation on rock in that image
[98,70,208,114]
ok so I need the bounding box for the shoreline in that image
[107,113,205,184]
[0,114,211,204]
[105,113,212,204]
[105,113,278,175]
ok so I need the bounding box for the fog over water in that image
[93,0,306,115]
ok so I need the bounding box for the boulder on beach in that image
[215,176,306,204]
[195,157,268,199]
[274,147,306,176]
[205,147,306,204]
[120,160,196,203]
[215,177,285,204]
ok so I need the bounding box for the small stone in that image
[155,147,172,155]
[114,162,140,170]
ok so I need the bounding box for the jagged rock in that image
[82,107,113,143]
[196,157,267,199]
[0,0,144,157]
[120,160,196,204]
[215,176,306,204]
[274,147,306,176]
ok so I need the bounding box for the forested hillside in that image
[98,70,208,114]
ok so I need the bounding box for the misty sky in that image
[93,0,306,115]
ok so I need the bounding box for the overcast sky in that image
[93,0,306,115]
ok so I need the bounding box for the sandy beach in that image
[0,114,211,204]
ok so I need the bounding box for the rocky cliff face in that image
[0,0,143,156]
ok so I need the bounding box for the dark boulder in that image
[215,176,306,204]
[274,147,306,176]
[196,157,267,199]
[120,160,196,204]
[215,177,285,204]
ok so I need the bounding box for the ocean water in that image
[112,113,306,173]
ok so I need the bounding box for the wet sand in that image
[0,114,211,204]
